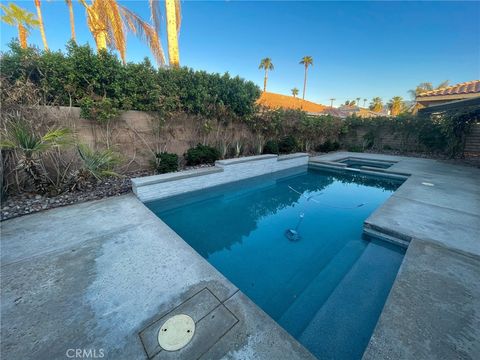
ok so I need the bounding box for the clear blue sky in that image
[1,1,479,105]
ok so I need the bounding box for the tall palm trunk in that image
[263,69,268,92]
[66,0,76,42]
[34,0,48,50]
[94,30,108,51]
[302,66,308,100]
[17,23,27,48]
[165,0,180,67]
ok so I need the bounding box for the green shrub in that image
[383,144,393,150]
[363,131,375,149]
[0,41,261,119]
[154,152,179,173]
[315,140,340,152]
[263,140,279,154]
[185,144,220,165]
[80,97,120,123]
[278,135,298,153]
[347,145,364,153]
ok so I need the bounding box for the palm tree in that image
[408,80,450,99]
[0,3,39,49]
[388,96,406,116]
[356,97,361,107]
[165,0,181,67]
[79,0,165,66]
[65,0,76,42]
[363,98,367,107]
[299,56,313,100]
[369,97,383,112]
[33,0,48,50]
[291,88,299,98]
[329,98,335,108]
[258,58,274,92]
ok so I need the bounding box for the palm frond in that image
[41,128,72,146]
[120,4,166,66]
[94,0,126,63]
[2,119,71,154]
[437,80,449,89]
[149,0,162,35]
[1,3,39,29]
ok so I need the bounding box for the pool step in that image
[277,240,366,337]
[265,235,358,322]
[298,241,404,360]
[363,227,410,249]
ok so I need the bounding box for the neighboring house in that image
[416,80,480,112]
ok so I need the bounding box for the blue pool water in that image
[147,167,405,359]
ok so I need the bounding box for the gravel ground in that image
[1,165,213,221]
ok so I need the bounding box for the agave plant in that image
[71,144,119,190]
[0,119,71,193]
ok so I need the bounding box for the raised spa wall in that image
[132,153,310,203]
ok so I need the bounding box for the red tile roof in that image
[257,92,326,112]
[417,80,480,98]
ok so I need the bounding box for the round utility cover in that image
[158,314,195,351]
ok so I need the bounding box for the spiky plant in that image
[0,119,71,193]
[79,0,165,66]
[72,144,119,190]
[0,3,40,49]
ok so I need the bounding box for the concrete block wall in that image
[132,153,309,202]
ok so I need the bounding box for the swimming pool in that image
[147,167,405,359]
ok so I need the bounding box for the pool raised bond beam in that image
[132,153,309,202]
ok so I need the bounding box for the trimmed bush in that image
[263,140,279,154]
[278,135,298,153]
[79,97,120,123]
[0,41,261,119]
[347,145,364,152]
[185,144,220,165]
[315,140,340,153]
[154,152,178,173]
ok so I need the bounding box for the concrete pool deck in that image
[1,152,479,359]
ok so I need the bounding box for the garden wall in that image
[339,125,420,152]
[37,106,253,171]
[33,107,431,172]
